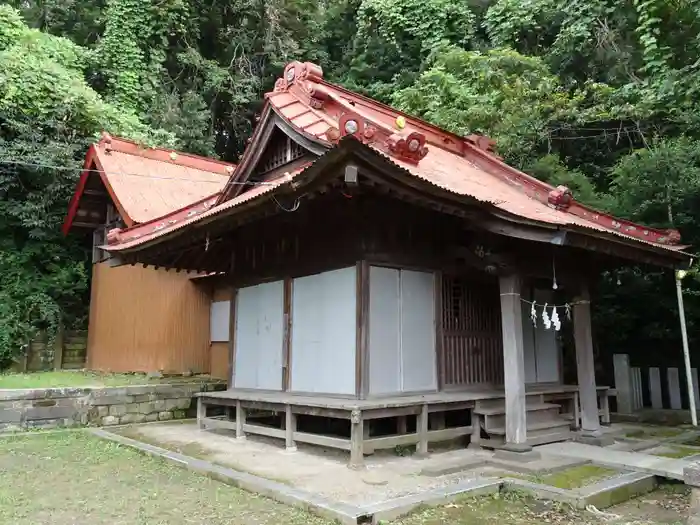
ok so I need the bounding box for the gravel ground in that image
[116,421,497,505]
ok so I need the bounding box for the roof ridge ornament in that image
[386,131,429,164]
[275,61,328,108]
[548,185,573,211]
[100,131,113,153]
[107,227,123,245]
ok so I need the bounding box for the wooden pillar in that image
[499,274,528,447]
[349,409,365,469]
[416,404,429,457]
[600,391,611,425]
[469,410,482,449]
[235,400,246,439]
[430,412,446,430]
[285,405,297,452]
[573,285,601,436]
[396,416,407,435]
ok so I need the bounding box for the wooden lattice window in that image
[447,277,465,331]
[253,131,306,179]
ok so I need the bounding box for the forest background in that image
[1,0,699,370]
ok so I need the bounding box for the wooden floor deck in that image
[196,384,611,468]
[197,383,607,409]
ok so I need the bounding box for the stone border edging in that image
[87,428,680,524]
[89,428,370,525]
[362,479,501,522]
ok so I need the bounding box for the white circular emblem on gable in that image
[344,119,358,134]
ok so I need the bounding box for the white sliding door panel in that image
[368,266,437,395]
[400,270,437,392]
[291,267,357,395]
[368,266,401,395]
[233,280,284,390]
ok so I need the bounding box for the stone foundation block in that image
[120,413,146,424]
[0,408,23,424]
[25,406,76,420]
[108,405,127,417]
[158,411,173,421]
[101,416,119,426]
[138,402,155,414]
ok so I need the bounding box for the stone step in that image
[474,402,560,416]
[526,431,573,446]
[485,420,571,437]
[480,430,572,449]
[485,408,564,429]
[474,398,508,411]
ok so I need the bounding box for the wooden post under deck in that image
[349,409,364,469]
[499,273,528,448]
[573,285,602,437]
[285,405,297,452]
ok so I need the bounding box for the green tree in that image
[0,5,171,368]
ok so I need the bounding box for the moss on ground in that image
[491,465,618,490]
[625,426,684,439]
[653,446,699,459]
[391,488,688,525]
[539,465,619,489]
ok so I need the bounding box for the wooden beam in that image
[228,287,237,389]
[499,273,528,447]
[282,278,292,391]
[356,261,370,399]
[573,283,602,436]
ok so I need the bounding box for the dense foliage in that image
[2,0,700,370]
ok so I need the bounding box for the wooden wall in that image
[87,262,210,374]
[209,343,230,380]
[209,285,232,380]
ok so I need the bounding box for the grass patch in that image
[682,435,700,447]
[389,491,594,525]
[0,430,331,525]
[391,488,690,525]
[0,371,219,389]
[625,426,684,440]
[491,465,618,490]
[653,446,699,459]
[539,465,618,489]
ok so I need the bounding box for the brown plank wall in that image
[86,262,210,374]
[209,286,232,380]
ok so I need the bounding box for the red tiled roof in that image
[62,134,235,234]
[103,61,687,256]
[104,165,309,248]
